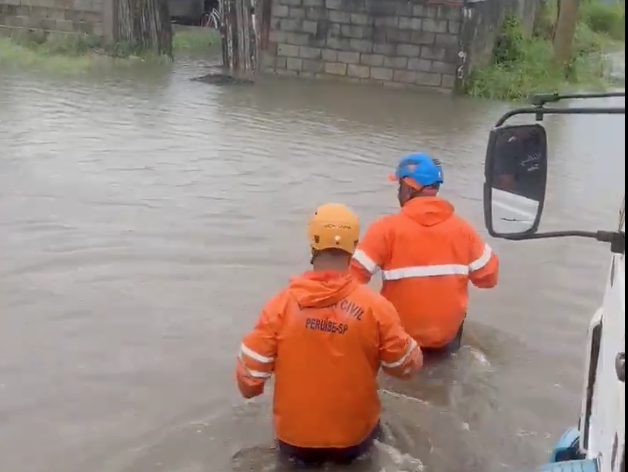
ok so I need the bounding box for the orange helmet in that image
[307,203,360,255]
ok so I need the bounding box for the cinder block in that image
[272,4,289,17]
[441,74,456,89]
[299,45,321,58]
[287,57,303,70]
[444,7,462,21]
[421,45,446,60]
[423,18,448,33]
[329,10,350,23]
[285,32,312,45]
[448,20,460,34]
[338,50,360,64]
[397,43,420,57]
[373,42,395,55]
[350,13,369,25]
[383,56,407,68]
[91,21,103,37]
[407,58,432,72]
[302,58,324,72]
[424,6,438,19]
[269,30,288,43]
[280,18,301,32]
[374,17,398,28]
[411,31,435,45]
[412,5,425,17]
[431,61,456,74]
[303,0,324,6]
[360,53,384,67]
[371,67,394,80]
[324,62,347,75]
[341,24,371,39]
[398,16,413,30]
[305,7,326,20]
[386,29,410,43]
[347,64,370,78]
[411,18,423,31]
[435,33,458,46]
[325,0,342,9]
[327,36,350,50]
[276,0,303,6]
[276,57,287,68]
[74,21,95,33]
[349,38,372,53]
[395,1,412,16]
[328,22,341,36]
[277,43,300,56]
[302,20,317,34]
[321,48,338,61]
[260,53,276,69]
[393,69,417,84]
[289,7,305,19]
[416,72,442,86]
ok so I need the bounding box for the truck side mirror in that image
[483,123,548,238]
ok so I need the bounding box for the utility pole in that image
[553,0,579,67]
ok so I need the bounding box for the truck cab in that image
[482,92,625,472]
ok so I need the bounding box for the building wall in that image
[0,0,111,39]
[456,0,540,88]
[260,0,466,92]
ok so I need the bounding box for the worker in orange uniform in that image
[236,203,422,467]
[350,153,499,359]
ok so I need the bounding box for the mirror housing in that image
[483,124,548,238]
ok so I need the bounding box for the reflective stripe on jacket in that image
[350,197,499,348]
[236,270,422,449]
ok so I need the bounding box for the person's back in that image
[236,203,422,466]
[265,270,414,449]
[351,154,499,352]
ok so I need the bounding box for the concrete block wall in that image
[260,0,465,91]
[0,0,107,38]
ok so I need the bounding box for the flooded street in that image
[0,56,625,472]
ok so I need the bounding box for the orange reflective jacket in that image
[350,197,499,348]
[236,270,421,449]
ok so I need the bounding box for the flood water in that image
[0,55,625,472]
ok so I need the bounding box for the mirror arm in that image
[495,107,626,127]
[501,230,625,254]
[529,91,626,107]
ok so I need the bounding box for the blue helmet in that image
[388,153,444,187]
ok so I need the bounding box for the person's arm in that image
[235,296,282,399]
[376,298,422,379]
[467,227,499,289]
[350,218,391,284]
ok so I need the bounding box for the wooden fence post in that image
[220,0,258,74]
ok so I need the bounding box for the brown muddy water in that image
[0,56,625,472]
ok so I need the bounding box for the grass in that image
[465,0,625,101]
[172,25,221,53]
[0,26,221,73]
